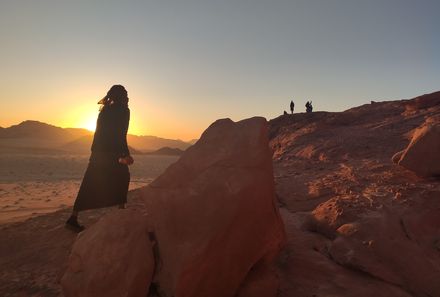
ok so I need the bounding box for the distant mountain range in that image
[0,120,192,155]
[144,147,185,156]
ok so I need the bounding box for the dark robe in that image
[73,104,130,211]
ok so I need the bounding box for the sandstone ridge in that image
[270,90,440,297]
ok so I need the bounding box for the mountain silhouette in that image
[144,146,185,156]
[0,120,191,154]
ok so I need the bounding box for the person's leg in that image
[66,208,85,232]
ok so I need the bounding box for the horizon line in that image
[0,119,197,143]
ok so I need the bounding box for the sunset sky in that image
[0,0,439,140]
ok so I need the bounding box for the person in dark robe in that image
[290,100,295,114]
[306,101,313,113]
[65,85,134,232]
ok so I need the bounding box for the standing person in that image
[65,85,134,232]
[306,101,313,113]
[290,100,295,114]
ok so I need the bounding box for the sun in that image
[59,100,100,132]
[83,117,97,132]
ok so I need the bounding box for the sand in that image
[0,152,178,224]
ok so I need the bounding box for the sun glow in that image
[82,117,97,132]
[75,108,100,132]
[60,102,100,133]
[56,94,195,138]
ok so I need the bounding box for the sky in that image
[0,0,439,140]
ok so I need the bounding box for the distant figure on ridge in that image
[65,85,134,232]
[290,100,295,114]
[305,101,313,113]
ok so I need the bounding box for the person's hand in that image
[118,155,134,165]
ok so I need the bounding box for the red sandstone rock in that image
[269,91,440,296]
[61,210,154,297]
[235,257,280,297]
[277,209,412,297]
[61,117,285,297]
[398,121,440,177]
[141,117,286,297]
[404,91,440,112]
[309,196,374,239]
[328,202,440,297]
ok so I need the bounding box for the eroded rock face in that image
[308,196,374,239]
[307,194,440,297]
[269,91,440,297]
[328,201,440,297]
[61,117,285,297]
[61,210,154,297]
[404,91,440,112]
[141,117,286,297]
[396,121,440,177]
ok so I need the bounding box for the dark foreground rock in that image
[141,117,286,297]
[61,210,154,297]
[61,117,286,297]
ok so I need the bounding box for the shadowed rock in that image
[328,202,440,297]
[61,210,155,297]
[61,117,285,297]
[141,117,286,297]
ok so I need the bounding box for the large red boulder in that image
[61,117,285,297]
[61,210,155,297]
[141,117,286,297]
[396,120,440,177]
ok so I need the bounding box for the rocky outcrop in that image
[394,120,440,177]
[61,117,285,297]
[61,210,155,297]
[141,117,286,297]
[302,178,440,294]
[269,90,440,297]
[404,91,440,112]
[307,196,374,239]
[328,200,440,297]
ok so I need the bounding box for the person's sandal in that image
[65,216,85,233]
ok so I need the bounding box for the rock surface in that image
[270,91,440,297]
[60,116,286,297]
[61,210,155,297]
[328,200,440,297]
[396,120,440,177]
[141,117,286,297]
